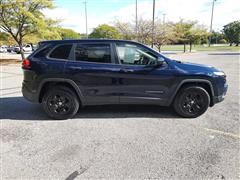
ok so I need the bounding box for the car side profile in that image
[22,39,228,119]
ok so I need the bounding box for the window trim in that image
[72,42,116,65]
[46,43,74,61]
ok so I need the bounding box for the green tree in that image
[23,34,42,44]
[89,24,122,39]
[57,27,80,39]
[187,25,209,52]
[115,19,153,44]
[114,21,134,40]
[173,20,195,52]
[211,31,226,44]
[137,19,152,44]
[0,31,8,41]
[0,31,15,45]
[0,0,54,59]
[153,22,175,52]
[223,21,240,46]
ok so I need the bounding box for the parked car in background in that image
[14,44,32,54]
[22,39,228,120]
[0,45,8,53]
[7,46,16,53]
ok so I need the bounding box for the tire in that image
[173,86,210,118]
[42,86,79,120]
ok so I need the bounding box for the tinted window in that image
[75,44,111,63]
[34,45,52,58]
[49,44,72,59]
[116,43,157,65]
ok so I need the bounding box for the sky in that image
[44,0,240,33]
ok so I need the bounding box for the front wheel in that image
[173,86,210,118]
[42,86,79,120]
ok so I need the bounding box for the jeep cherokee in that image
[22,39,228,119]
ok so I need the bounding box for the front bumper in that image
[211,83,228,106]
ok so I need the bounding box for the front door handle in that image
[120,68,134,73]
[68,66,82,70]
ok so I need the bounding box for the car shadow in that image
[0,96,179,121]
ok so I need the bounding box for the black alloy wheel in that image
[173,86,210,118]
[42,86,79,120]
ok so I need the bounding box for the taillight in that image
[22,59,30,69]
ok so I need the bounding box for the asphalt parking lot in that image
[0,52,239,179]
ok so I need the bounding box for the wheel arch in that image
[38,78,85,105]
[169,79,215,107]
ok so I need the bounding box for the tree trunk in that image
[158,45,162,52]
[18,35,25,60]
[183,43,186,53]
[190,42,192,52]
[236,43,239,46]
[18,42,25,60]
[230,43,232,46]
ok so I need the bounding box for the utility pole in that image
[209,0,216,47]
[163,13,166,24]
[136,0,138,40]
[151,0,155,48]
[83,1,88,38]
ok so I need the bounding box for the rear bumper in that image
[22,82,38,103]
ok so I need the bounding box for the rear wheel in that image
[42,86,79,120]
[173,86,210,118]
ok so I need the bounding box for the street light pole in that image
[209,0,216,47]
[83,1,88,38]
[163,13,166,24]
[151,0,155,48]
[136,0,138,40]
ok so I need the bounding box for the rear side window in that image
[49,44,72,60]
[75,44,111,63]
[34,45,52,58]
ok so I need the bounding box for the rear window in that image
[75,44,111,63]
[49,44,72,60]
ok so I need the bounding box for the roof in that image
[39,39,139,44]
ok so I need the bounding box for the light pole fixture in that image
[209,0,217,47]
[136,0,138,40]
[163,13,166,24]
[151,0,155,48]
[83,1,88,39]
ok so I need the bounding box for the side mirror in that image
[145,58,165,68]
[155,60,164,67]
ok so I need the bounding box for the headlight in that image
[213,71,225,76]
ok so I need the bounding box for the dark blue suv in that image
[22,39,228,119]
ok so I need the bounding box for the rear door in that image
[65,42,121,105]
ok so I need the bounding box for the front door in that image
[115,42,175,105]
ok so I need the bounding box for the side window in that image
[75,44,111,63]
[34,45,53,58]
[116,43,157,65]
[49,44,72,60]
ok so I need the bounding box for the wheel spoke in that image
[181,91,205,115]
[48,94,71,115]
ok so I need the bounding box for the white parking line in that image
[202,127,240,139]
